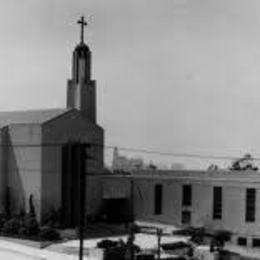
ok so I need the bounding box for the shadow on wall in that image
[6,136,27,216]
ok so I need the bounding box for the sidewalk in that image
[0,239,87,260]
[0,222,188,260]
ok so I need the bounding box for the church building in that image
[0,17,104,226]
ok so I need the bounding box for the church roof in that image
[0,108,72,128]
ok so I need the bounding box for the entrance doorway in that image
[61,143,85,227]
[103,198,133,223]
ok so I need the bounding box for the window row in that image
[153,184,257,223]
[237,237,260,248]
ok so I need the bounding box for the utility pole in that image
[130,178,134,223]
[126,179,135,260]
[157,228,162,260]
[130,179,134,260]
[78,143,91,260]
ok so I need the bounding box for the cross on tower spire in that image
[77,16,87,43]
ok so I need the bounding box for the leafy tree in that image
[230,154,258,171]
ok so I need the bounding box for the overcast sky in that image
[1,0,260,167]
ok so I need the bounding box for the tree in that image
[229,154,258,171]
[208,164,219,171]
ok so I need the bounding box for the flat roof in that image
[101,169,260,184]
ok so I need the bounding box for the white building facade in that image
[102,170,260,248]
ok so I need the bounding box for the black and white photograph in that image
[0,0,259,259]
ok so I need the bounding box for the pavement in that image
[0,232,189,260]
[0,238,88,260]
[0,222,189,260]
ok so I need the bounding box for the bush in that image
[87,214,97,224]
[97,239,128,260]
[23,216,39,236]
[29,194,36,217]
[97,239,119,249]
[0,213,8,229]
[39,226,61,241]
[1,212,40,237]
[214,230,232,243]
[189,228,206,245]
[2,217,21,235]
[42,208,62,228]
[18,227,27,236]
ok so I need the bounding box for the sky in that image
[1,0,260,168]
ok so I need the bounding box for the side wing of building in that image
[103,170,260,246]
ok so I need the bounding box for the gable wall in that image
[0,128,8,213]
[41,110,104,218]
[6,124,42,218]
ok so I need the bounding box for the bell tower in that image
[67,16,96,123]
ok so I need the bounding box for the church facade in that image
[0,17,104,226]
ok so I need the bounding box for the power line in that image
[104,144,260,161]
[0,141,257,161]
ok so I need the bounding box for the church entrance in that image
[61,143,86,227]
[103,198,131,223]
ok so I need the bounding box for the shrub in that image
[29,194,36,217]
[189,228,206,245]
[42,208,62,228]
[0,213,8,229]
[1,212,40,237]
[214,230,232,243]
[2,217,20,235]
[23,216,39,236]
[86,214,97,224]
[97,239,120,249]
[18,227,27,236]
[39,226,61,241]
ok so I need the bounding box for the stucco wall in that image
[7,124,42,218]
[41,110,104,217]
[0,128,8,212]
[40,145,61,217]
[102,178,131,199]
[42,109,103,171]
[86,175,104,215]
[103,171,260,238]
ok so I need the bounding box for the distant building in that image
[171,163,185,170]
[112,147,144,172]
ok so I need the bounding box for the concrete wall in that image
[0,110,104,221]
[42,109,103,171]
[6,124,42,218]
[41,109,104,217]
[102,178,131,199]
[0,128,8,213]
[86,175,104,215]
[40,144,61,217]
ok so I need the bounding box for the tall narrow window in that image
[154,184,163,215]
[182,185,192,206]
[246,188,256,222]
[213,186,222,219]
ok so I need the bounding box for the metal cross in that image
[77,16,87,43]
